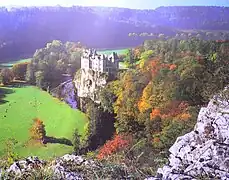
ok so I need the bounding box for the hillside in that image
[1,6,229,61]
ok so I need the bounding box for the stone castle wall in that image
[74,49,119,103]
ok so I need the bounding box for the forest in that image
[1,6,229,61]
[88,38,229,172]
[1,36,229,178]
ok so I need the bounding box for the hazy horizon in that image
[1,0,229,9]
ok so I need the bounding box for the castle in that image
[75,49,119,103]
[81,49,119,74]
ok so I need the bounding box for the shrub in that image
[3,138,20,167]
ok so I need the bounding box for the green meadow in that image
[0,58,32,68]
[98,48,128,55]
[0,86,88,159]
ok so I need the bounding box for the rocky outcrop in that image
[0,155,96,179]
[0,154,138,179]
[74,69,108,103]
[148,91,229,179]
[51,79,77,109]
[1,156,46,179]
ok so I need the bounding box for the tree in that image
[0,68,13,85]
[97,134,130,160]
[26,62,35,83]
[12,62,29,80]
[139,50,154,68]
[35,71,45,89]
[72,128,82,154]
[30,118,46,142]
[83,101,115,151]
[123,49,135,67]
[100,87,116,113]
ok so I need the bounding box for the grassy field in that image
[98,48,128,55]
[0,86,88,159]
[0,58,31,68]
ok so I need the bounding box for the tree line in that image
[0,40,83,90]
[85,38,229,170]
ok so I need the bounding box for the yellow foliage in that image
[179,113,191,120]
[138,99,151,113]
[138,82,153,113]
[114,92,123,114]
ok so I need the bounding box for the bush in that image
[2,138,20,167]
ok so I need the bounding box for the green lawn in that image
[0,58,32,68]
[98,48,128,55]
[0,86,88,159]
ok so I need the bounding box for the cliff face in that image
[149,90,229,180]
[74,69,108,103]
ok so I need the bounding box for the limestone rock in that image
[1,155,95,179]
[74,69,108,103]
[51,79,77,109]
[146,92,229,179]
[2,156,46,178]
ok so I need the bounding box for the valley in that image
[1,4,229,179]
[0,86,87,159]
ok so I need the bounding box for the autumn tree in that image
[97,134,130,160]
[30,118,46,142]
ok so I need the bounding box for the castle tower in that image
[76,49,119,103]
[80,49,119,74]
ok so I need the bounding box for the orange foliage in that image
[97,134,131,160]
[161,101,190,119]
[153,137,161,143]
[150,59,177,76]
[30,118,46,141]
[150,59,161,76]
[150,108,161,120]
[169,64,177,70]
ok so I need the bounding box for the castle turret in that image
[75,49,119,103]
[81,49,119,74]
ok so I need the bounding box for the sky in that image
[1,0,229,9]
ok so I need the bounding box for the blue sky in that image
[1,0,229,9]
